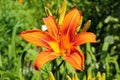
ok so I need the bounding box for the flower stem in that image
[53,60,64,74]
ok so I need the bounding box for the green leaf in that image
[104,36,114,44]
[2,72,20,80]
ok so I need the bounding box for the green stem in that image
[53,60,64,74]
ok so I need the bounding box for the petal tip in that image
[75,62,84,71]
[34,65,40,71]
[34,63,40,71]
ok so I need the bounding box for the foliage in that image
[0,0,120,80]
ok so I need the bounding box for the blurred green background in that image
[0,0,120,80]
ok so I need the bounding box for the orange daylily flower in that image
[20,8,96,71]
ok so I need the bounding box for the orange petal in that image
[20,30,56,49]
[43,16,59,38]
[73,32,96,46]
[63,48,84,70]
[61,8,82,40]
[34,50,59,70]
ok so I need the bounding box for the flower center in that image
[61,48,71,56]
